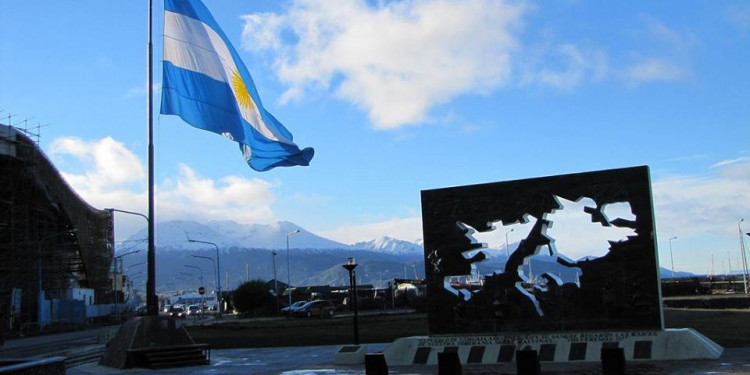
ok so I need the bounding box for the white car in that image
[281,301,307,316]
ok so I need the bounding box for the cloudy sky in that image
[1,0,748,274]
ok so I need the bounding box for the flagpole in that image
[146,0,158,316]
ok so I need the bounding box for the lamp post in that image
[384,269,393,308]
[739,219,748,294]
[179,272,196,287]
[126,262,146,273]
[191,254,219,315]
[184,265,204,287]
[189,239,221,315]
[106,208,156,315]
[286,229,300,309]
[505,228,514,259]
[272,251,279,314]
[38,229,77,329]
[342,257,359,345]
[113,249,140,322]
[668,236,677,279]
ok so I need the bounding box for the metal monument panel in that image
[421,166,661,334]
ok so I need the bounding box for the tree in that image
[232,279,272,315]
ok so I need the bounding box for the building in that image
[0,124,114,329]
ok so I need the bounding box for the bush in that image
[232,279,272,315]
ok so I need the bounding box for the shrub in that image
[232,279,272,316]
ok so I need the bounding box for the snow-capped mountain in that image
[352,236,423,255]
[117,220,426,291]
[123,220,353,251]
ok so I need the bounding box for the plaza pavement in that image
[66,344,750,375]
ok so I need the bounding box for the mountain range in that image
[118,220,426,293]
[117,220,693,294]
[123,220,423,254]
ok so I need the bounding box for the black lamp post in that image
[342,257,359,345]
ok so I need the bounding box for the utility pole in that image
[739,219,748,294]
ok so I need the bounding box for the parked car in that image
[169,306,187,319]
[281,300,307,316]
[294,300,336,318]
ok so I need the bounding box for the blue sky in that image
[1,0,748,274]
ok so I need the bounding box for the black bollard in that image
[365,353,388,375]
[515,349,540,375]
[438,351,462,375]
[601,347,626,375]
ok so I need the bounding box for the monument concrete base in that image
[382,328,723,366]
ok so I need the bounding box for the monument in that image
[383,166,722,366]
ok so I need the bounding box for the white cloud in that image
[49,137,278,239]
[125,83,162,99]
[289,192,330,205]
[464,198,636,262]
[239,2,704,124]
[711,157,750,180]
[158,164,277,224]
[724,5,750,36]
[50,137,148,238]
[652,159,750,239]
[622,58,688,85]
[51,136,144,187]
[318,159,750,270]
[665,154,709,163]
[95,56,114,69]
[620,19,693,86]
[241,0,526,129]
[319,217,424,245]
[520,43,608,90]
[49,135,750,275]
[241,13,285,51]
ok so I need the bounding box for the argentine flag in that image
[161,0,314,172]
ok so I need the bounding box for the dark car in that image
[187,305,202,316]
[169,306,187,319]
[294,300,336,317]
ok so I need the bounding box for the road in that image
[0,325,114,364]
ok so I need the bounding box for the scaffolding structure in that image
[0,123,114,328]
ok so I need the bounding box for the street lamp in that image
[184,265,205,287]
[126,262,146,273]
[286,229,300,309]
[669,236,677,279]
[505,228,514,259]
[191,254,219,315]
[106,207,156,315]
[188,239,222,315]
[114,249,140,322]
[272,251,279,314]
[384,269,394,308]
[342,257,359,345]
[739,219,748,294]
[37,228,78,330]
[179,272,196,287]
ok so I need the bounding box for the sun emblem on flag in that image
[231,70,256,111]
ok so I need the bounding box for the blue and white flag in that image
[161,0,314,172]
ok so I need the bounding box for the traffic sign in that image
[198,286,206,295]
